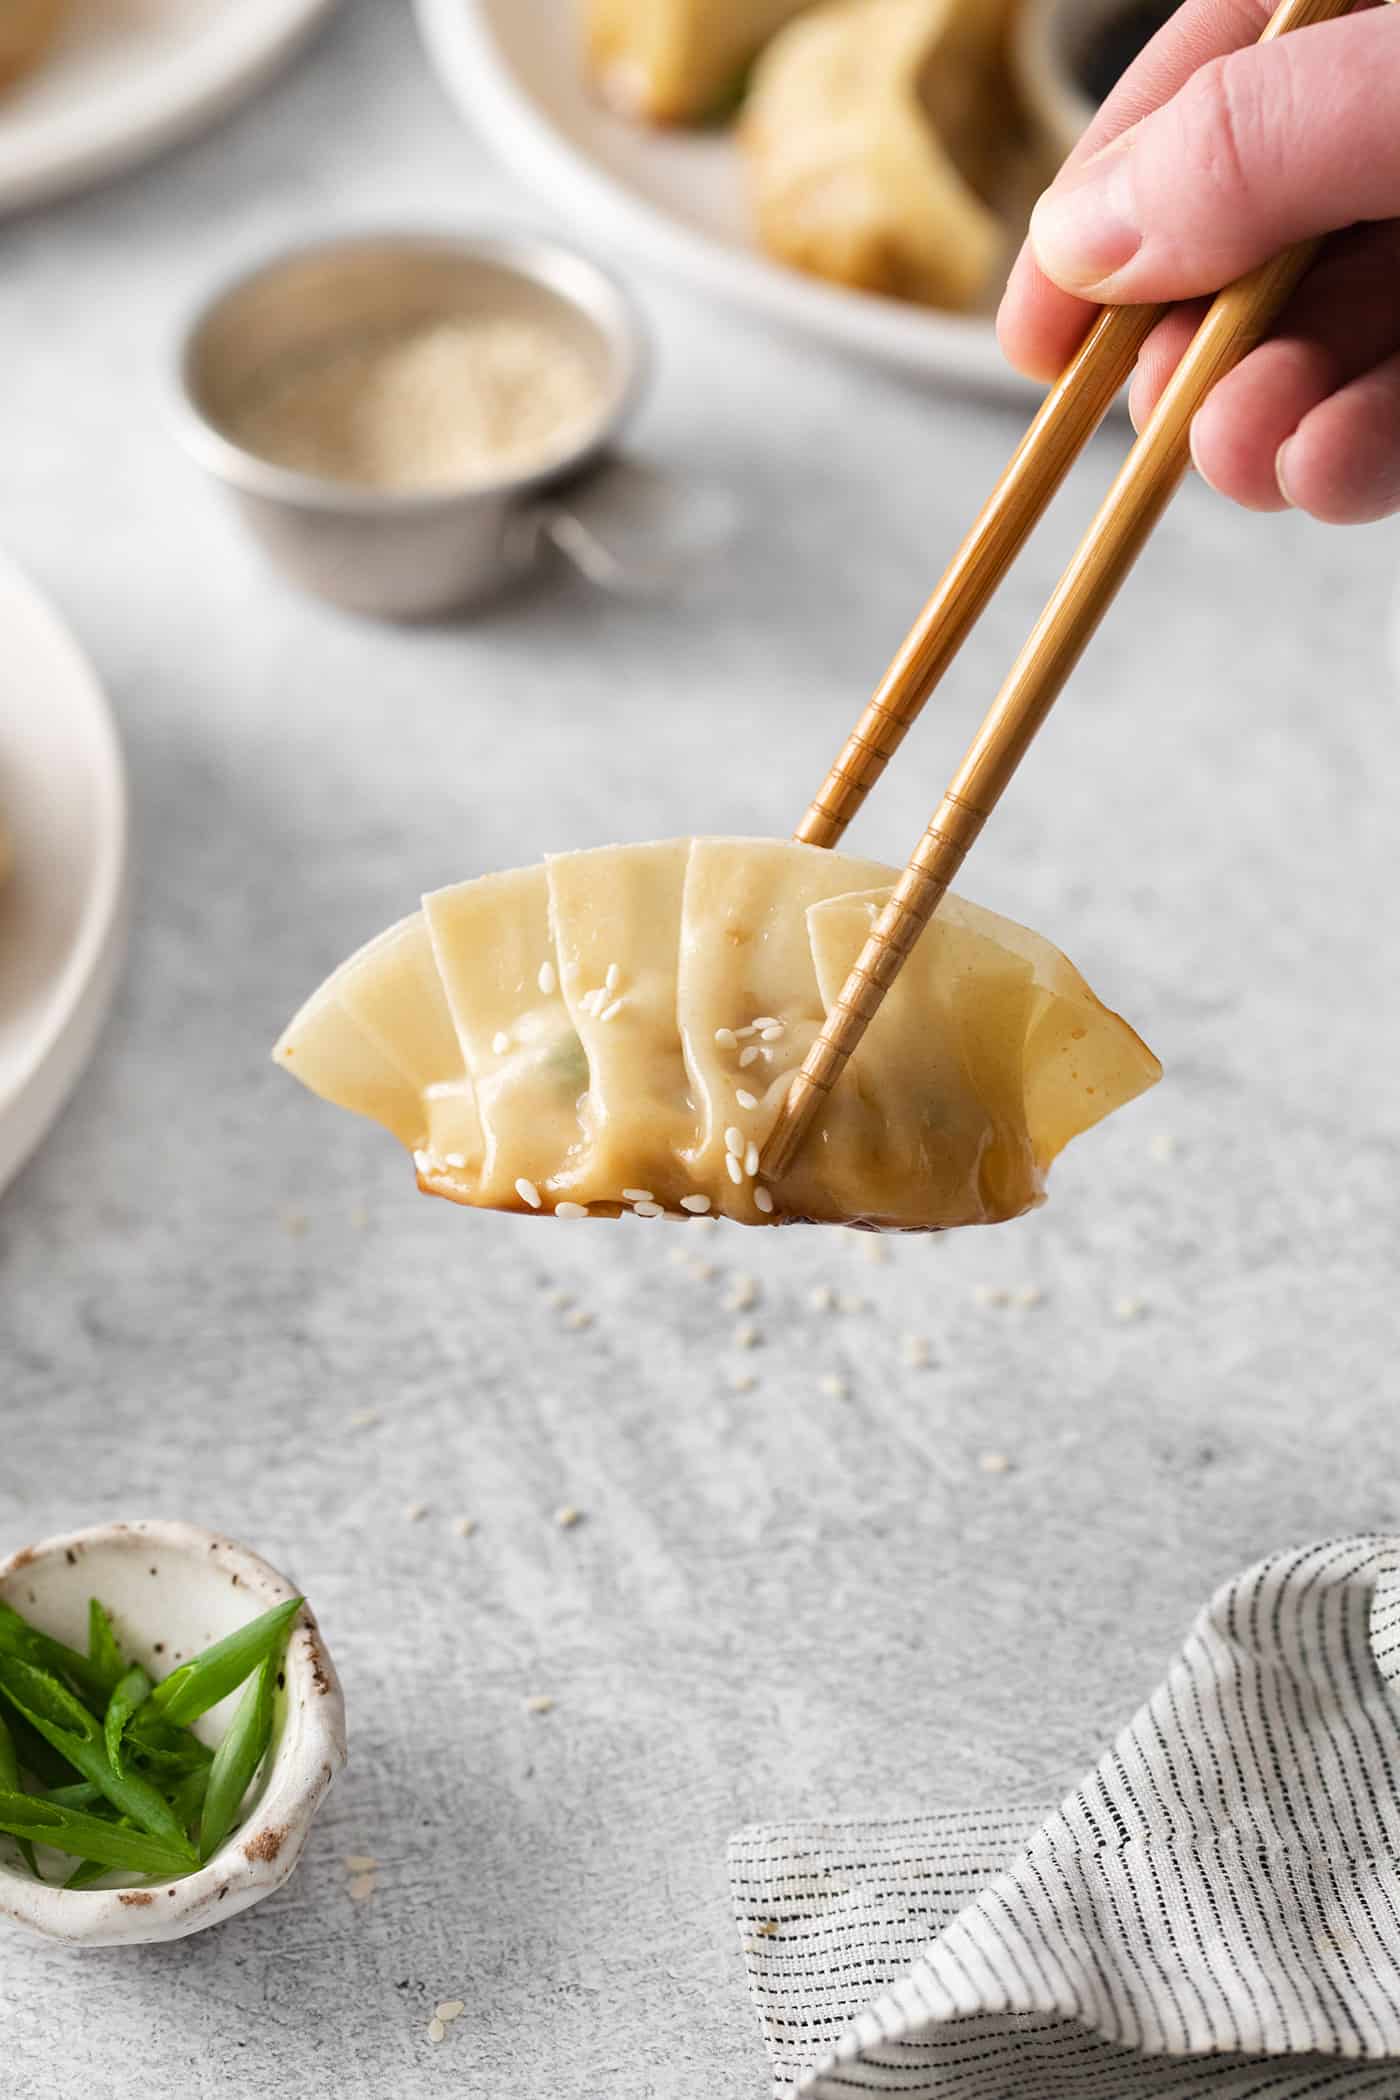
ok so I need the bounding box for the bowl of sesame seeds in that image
[173,227,650,619]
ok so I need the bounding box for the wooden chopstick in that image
[794,301,1159,850]
[795,0,1354,854]
[763,0,1356,1187]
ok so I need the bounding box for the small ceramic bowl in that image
[1013,0,1171,165]
[0,1520,346,1948]
[173,228,651,619]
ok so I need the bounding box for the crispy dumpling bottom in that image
[273,838,1160,1230]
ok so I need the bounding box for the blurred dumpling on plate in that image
[584,0,816,124]
[0,0,66,94]
[742,0,1028,310]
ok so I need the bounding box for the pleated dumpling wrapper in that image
[584,0,815,124]
[273,838,1160,1230]
[742,0,1022,311]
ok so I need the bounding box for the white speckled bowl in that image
[0,1521,346,1947]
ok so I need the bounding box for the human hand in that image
[997,1,1400,522]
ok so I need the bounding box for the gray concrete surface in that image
[2,4,1399,2093]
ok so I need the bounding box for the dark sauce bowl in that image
[1013,0,1175,167]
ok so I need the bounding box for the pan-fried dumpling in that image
[584,0,816,125]
[0,0,65,95]
[274,838,1159,1229]
[741,0,1021,311]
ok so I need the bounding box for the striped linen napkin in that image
[730,1537,1400,2098]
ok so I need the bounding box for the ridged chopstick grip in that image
[794,302,1159,850]
[792,0,1357,856]
[764,235,1323,1184]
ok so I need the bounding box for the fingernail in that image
[1029,134,1142,294]
[1274,438,1299,508]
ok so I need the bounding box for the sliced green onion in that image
[0,1790,193,1878]
[0,1658,196,1865]
[150,1597,301,1730]
[104,1664,152,1776]
[87,1600,124,1692]
[200,1659,275,1863]
[0,1711,37,1877]
[0,1601,110,1707]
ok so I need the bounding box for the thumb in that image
[1028,7,1400,302]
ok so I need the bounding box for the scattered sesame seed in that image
[979,1451,1012,1475]
[730,1370,757,1392]
[725,1154,744,1185]
[436,2001,465,2024]
[689,1259,716,1281]
[349,1203,370,1229]
[404,1502,429,1523]
[753,1185,774,1214]
[537,960,557,996]
[491,1030,512,1056]
[453,1516,477,1538]
[760,1025,784,1042]
[428,2018,446,2045]
[344,1855,378,1872]
[738,1045,761,1068]
[1114,1295,1148,1322]
[838,1292,866,1315]
[861,1237,889,1266]
[604,963,621,994]
[680,1194,712,1214]
[622,1188,654,1203]
[555,1200,589,1219]
[807,1284,836,1312]
[973,1284,1011,1307]
[349,1408,380,1429]
[751,1015,778,1029]
[714,1027,739,1050]
[524,1694,555,1715]
[735,1088,759,1110]
[743,1141,759,1177]
[348,1872,377,1903]
[724,1125,744,1156]
[735,1024,758,1039]
[734,1322,760,1348]
[818,1373,848,1400]
[413,1149,432,1175]
[546,1288,573,1309]
[444,1152,467,1169]
[555,1505,583,1529]
[599,998,625,1023]
[1016,1285,1045,1308]
[726,1275,758,1311]
[632,1200,664,1218]
[753,1917,780,1938]
[515,1177,543,1210]
[563,1307,594,1330]
[1148,1132,1178,1162]
[282,1209,307,1237]
[900,1334,931,1368]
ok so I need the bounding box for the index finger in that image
[997,0,1278,379]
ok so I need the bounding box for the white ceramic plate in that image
[0,554,128,1200]
[414,0,1037,397]
[0,0,338,215]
